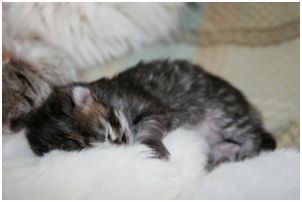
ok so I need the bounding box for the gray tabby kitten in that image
[17,60,276,168]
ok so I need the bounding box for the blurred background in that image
[3,2,300,149]
[78,2,299,149]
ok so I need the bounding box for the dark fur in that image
[19,60,276,168]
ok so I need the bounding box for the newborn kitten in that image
[17,60,276,167]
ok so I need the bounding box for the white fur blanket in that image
[3,128,299,199]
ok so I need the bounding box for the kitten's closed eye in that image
[105,120,127,145]
[99,108,133,145]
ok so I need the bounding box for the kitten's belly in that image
[188,119,241,169]
[188,119,222,145]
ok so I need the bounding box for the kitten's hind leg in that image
[197,121,258,169]
[207,90,276,162]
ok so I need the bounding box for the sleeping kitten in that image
[17,60,276,167]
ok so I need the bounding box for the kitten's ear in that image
[72,86,93,108]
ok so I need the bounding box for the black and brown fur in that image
[17,59,276,168]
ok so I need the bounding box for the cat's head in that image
[13,84,132,156]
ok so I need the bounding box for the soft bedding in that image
[3,128,299,199]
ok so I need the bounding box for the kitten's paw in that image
[207,142,240,170]
[236,141,259,160]
[142,139,170,161]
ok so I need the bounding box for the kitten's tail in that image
[261,131,277,150]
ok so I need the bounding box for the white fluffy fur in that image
[3,128,209,199]
[3,129,299,199]
[180,149,300,200]
[3,3,184,69]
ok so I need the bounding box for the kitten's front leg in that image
[133,114,171,160]
[142,138,170,160]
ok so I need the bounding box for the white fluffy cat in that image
[3,128,209,199]
[3,128,299,200]
[3,2,185,69]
